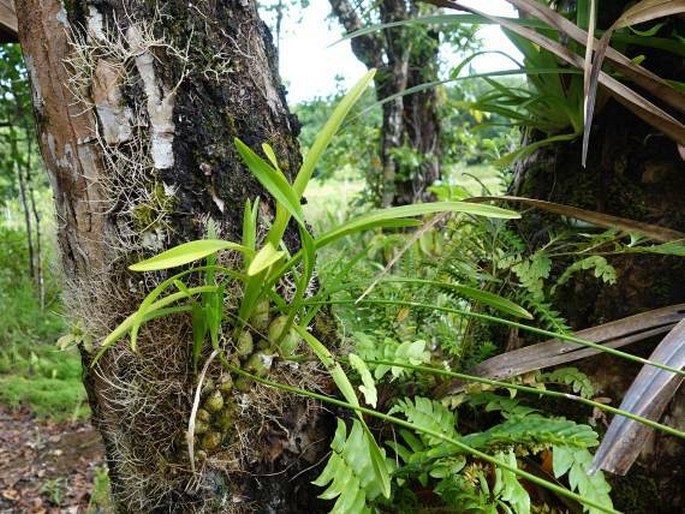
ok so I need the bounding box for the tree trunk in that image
[13,131,35,280]
[511,4,685,506]
[16,0,331,511]
[329,0,441,206]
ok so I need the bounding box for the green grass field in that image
[303,163,503,226]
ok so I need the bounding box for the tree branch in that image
[328,0,385,70]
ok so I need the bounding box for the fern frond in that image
[390,397,459,446]
[465,392,540,419]
[542,367,595,399]
[553,445,613,514]
[461,416,599,451]
[512,252,552,299]
[554,256,617,293]
[520,295,571,335]
[493,450,531,514]
[313,418,389,514]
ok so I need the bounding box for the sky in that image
[271,0,521,104]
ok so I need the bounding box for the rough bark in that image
[511,4,685,508]
[16,0,331,512]
[329,0,441,206]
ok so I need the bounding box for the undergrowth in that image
[88,74,680,513]
[0,225,86,420]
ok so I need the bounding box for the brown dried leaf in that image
[590,319,685,475]
[436,303,685,396]
[468,195,685,242]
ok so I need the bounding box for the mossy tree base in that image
[16,0,332,511]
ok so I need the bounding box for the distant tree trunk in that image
[329,0,441,206]
[25,134,44,309]
[17,0,331,511]
[511,3,685,509]
[14,134,34,280]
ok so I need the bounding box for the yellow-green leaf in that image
[129,240,245,272]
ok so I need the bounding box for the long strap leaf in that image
[424,0,685,155]
[590,318,685,475]
[437,303,685,396]
[468,195,685,243]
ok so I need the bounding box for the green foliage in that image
[390,397,459,446]
[0,44,46,207]
[554,256,617,292]
[493,450,530,514]
[86,465,112,513]
[101,76,525,514]
[354,333,432,381]
[382,388,608,513]
[313,419,390,513]
[0,225,81,420]
[553,445,614,514]
[0,345,87,420]
[0,229,64,345]
[94,71,654,513]
[461,415,599,451]
[294,92,380,184]
[440,78,522,166]
[511,252,552,300]
[542,367,595,399]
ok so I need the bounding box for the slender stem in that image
[358,358,685,440]
[317,298,685,377]
[220,359,617,514]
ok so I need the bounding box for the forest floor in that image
[0,406,107,514]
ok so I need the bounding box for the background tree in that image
[15,0,332,511]
[328,0,477,206]
[0,43,45,306]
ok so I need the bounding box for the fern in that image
[465,392,540,419]
[493,450,531,514]
[553,445,613,514]
[461,416,599,451]
[520,295,571,335]
[387,428,466,488]
[512,252,552,300]
[434,471,498,513]
[389,397,459,446]
[542,367,595,399]
[313,418,390,513]
[354,333,431,381]
[554,256,617,292]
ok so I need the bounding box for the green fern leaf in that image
[543,367,595,399]
[512,252,551,299]
[493,450,531,514]
[553,445,613,514]
[314,418,389,513]
[520,296,571,334]
[461,416,599,451]
[390,397,459,446]
[554,256,617,292]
